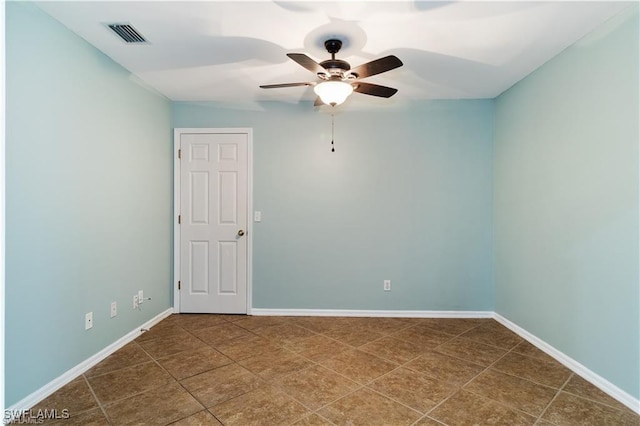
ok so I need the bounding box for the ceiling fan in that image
[260,39,403,107]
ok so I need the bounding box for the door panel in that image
[179,131,248,313]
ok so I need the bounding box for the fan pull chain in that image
[331,113,335,152]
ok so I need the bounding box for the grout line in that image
[82,341,154,380]
[81,374,112,426]
[533,373,573,425]
[364,385,428,417]
[410,413,449,426]
[560,390,638,414]
[422,337,522,419]
[455,337,571,421]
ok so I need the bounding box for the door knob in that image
[237,229,245,237]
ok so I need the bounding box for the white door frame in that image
[173,128,253,314]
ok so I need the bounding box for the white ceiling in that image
[35,1,631,109]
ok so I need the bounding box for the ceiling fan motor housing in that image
[319,59,351,78]
[320,39,351,78]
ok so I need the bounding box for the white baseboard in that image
[493,313,640,414]
[251,308,493,318]
[7,308,173,415]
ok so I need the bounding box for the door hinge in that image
[178,214,181,224]
[178,281,181,290]
[178,149,181,159]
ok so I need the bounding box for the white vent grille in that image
[107,23,147,43]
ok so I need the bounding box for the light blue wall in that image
[5,3,173,405]
[494,5,639,399]
[174,100,495,311]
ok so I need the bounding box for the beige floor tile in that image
[511,340,557,362]
[460,321,522,350]
[104,382,202,425]
[368,367,456,413]
[156,345,232,380]
[48,408,109,425]
[180,363,263,407]
[359,336,423,364]
[238,348,312,381]
[562,374,632,412]
[286,334,350,362]
[169,314,229,332]
[392,325,453,350]
[192,323,253,347]
[319,349,397,384]
[276,364,359,410]
[169,410,223,425]
[233,315,287,331]
[289,316,343,333]
[32,377,98,416]
[541,391,639,425]
[138,332,207,359]
[429,390,536,425]
[303,316,365,332]
[413,416,447,425]
[405,351,485,386]
[210,385,309,426]
[463,369,557,416]
[292,413,334,425]
[492,352,572,388]
[252,323,317,345]
[419,318,488,336]
[87,361,174,404]
[355,317,412,334]
[85,343,152,377]
[322,327,386,347]
[435,336,508,367]
[136,323,186,343]
[214,333,281,361]
[318,388,421,426]
[221,314,248,322]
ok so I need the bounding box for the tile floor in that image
[29,315,638,425]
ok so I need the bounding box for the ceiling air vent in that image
[107,23,147,43]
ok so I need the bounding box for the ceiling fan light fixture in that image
[314,80,353,106]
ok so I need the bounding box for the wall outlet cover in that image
[85,312,93,330]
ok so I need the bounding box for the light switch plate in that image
[254,211,261,222]
[384,280,391,291]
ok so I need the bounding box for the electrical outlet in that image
[384,280,391,291]
[133,295,139,309]
[85,312,93,330]
[138,290,144,304]
[110,301,117,318]
[254,211,261,222]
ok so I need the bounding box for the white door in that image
[178,130,250,313]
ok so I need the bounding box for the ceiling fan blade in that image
[314,97,324,107]
[287,53,327,75]
[349,55,403,79]
[260,82,314,89]
[353,82,398,98]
